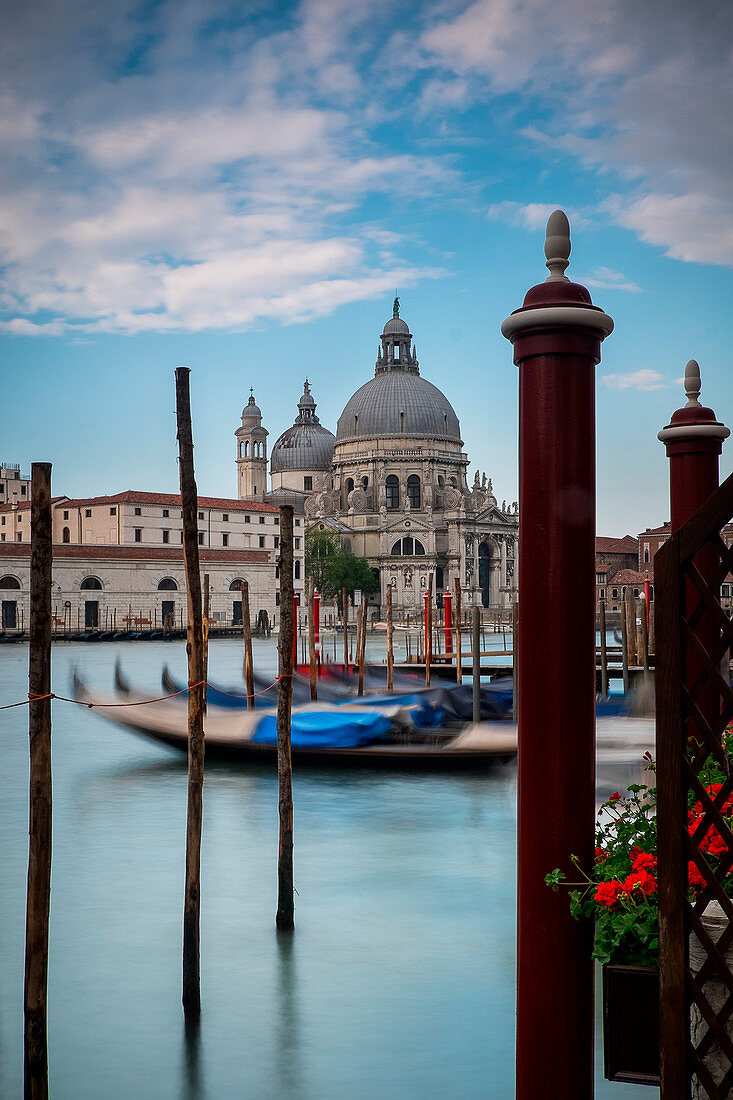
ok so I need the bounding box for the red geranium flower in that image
[688,862,706,889]
[632,851,657,873]
[594,880,623,907]
[609,792,621,802]
[594,847,608,863]
[623,869,657,897]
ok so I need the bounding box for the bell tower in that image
[235,390,269,500]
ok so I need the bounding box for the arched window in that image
[294,560,301,579]
[244,441,249,458]
[437,475,445,488]
[386,475,399,510]
[346,477,355,494]
[0,575,21,589]
[407,475,420,509]
[361,476,369,490]
[229,579,245,591]
[436,566,444,591]
[390,538,426,556]
[80,577,102,590]
[62,527,70,543]
[158,578,178,591]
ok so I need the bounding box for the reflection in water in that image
[275,934,300,1097]
[182,1016,203,1100]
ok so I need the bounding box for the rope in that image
[0,675,288,711]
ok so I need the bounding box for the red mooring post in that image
[292,594,298,670]
[443,590,453,654]
[502,210,614,1099]
[313,589,320,675]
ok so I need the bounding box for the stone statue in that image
[393,296,400,317]
[481,473,487,490]
[473,470,480,488]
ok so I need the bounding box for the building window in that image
[198,511,204,520]
[595,573,606,584]
[198,532,204,545]
[61,526,70,542]
[134,507,141,516]
[304,476,312,491]
[259,535,265,548]
[346,477,355,494]
[275,565,280,579]
[222,532,229,547]
[275,592,280,606]
[274,536,279,548]
[63,510,69,519]
[85,509,92,518]
[599,588,605,600]
[275,517,279,525]
[391,537,426,556]
[722,584,731,598]
[294,560,301,579]
[162,530,169,544]
[17,533,22,542]
[180,532,184,543]
[162,508,169,518]
[611,588,618,599]
[0,517,3,525]
[80,576,102,590]
[221,512,228,522]
[634,588,640,598]
[259,516,265,524]
[158,578,178,591]
[110,507,116,515]
[294,538,301,549]
[134,528,142,543]
[0,534,4,541]
[407,475,421,509]
[385,475,399,510]
[643,545,650,563]
[245,515,251,523]
[295,519,300,527]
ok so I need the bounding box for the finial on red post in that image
[544,209,571,281]
[684,359,702,406]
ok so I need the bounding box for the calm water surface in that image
[0,639,654,1097]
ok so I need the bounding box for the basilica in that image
[235,301,518,614]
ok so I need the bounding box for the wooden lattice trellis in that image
[657,470,733,1098]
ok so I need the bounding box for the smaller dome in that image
[270,380,336,473]
[382,316,409,335]
[242,392,262,420]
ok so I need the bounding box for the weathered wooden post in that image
[424,575,433,687]
[454,579,462,684]
[512,599,519,722]
[502,210,613,1098]
[624,583,636,670]
[241,580,255,708]
[307,577,317,701]
[313,588,320,675]
[342,586,348,670]
[175,367,206,1020]
[277,504,295,933]
[620,600,630,695]
[657,362,729,1093]
[386,583,394,691]
[472,605,481,725]
[356,597,368,696]
[25,462,52,1100]
[443,590,453,660]
[599,597,608,697]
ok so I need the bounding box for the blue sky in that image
[1,0,732,534]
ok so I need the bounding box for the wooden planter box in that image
[603,964,660,1085]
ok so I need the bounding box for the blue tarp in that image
[333,691,443,728]
[252,709,393,748]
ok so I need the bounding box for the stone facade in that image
[261,303,519,613]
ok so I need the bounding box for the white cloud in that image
[579,266,641,293]
[605,193,733,268]
[601,369,669,392]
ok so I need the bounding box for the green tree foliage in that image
[305,528,379,599]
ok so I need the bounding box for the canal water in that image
[0,639,655,1098]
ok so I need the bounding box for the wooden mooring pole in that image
[386,584,394,691]
[175,367,205,1020]
[472,605,481,725]
[342,586,348,671]
[276,504,295,933]
[599,597,608,697]
[620,601,630,696]
[356,596,368,696]
[308,576,317,701]
[455,579,462,684]
[241,580,255,708]
[24,462,52,1100]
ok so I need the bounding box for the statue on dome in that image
[393,296,400,317]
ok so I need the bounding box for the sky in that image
[1,0,732,535]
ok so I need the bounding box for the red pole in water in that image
[502,211,613,1099]
[443,590,453,654]
[313,589,321,676]
[292,594,298,671]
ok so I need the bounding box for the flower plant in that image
[546,734,733,969]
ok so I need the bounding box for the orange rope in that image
[0,675,287,711]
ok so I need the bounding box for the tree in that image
[305,527,379,600]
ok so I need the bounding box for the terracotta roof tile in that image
[595,535,638,554]
[57,490,280,513]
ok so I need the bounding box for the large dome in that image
[336,371,462,442]
[270,380,336,473]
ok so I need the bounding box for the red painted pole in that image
[313,590,320,675]
[502,210,613,1099]
[443,590,453,654]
